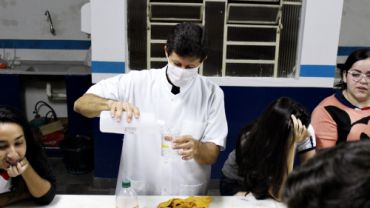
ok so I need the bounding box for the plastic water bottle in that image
[100,111,160,135]
[116,179,139,208]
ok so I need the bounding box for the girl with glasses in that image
[312,49,370,149]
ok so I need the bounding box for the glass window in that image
[128,0,303,78]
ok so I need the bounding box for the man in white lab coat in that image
[74,22,228,195]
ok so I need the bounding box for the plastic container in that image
[161,128,179,160]
[116,179,139,208]
[100,111,161,135]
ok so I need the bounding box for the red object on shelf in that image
[41,130,65,147]
[0,63,8,69]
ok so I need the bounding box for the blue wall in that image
[90,86,334,178]
[214,86,334,178]
[0,74,23,110]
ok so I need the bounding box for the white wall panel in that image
[91,0,126,62]
[0,0,90,61]
[300,0,344,65]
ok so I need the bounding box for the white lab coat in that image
[86,66,228,195]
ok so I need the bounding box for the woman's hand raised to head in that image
[291,114,309,143]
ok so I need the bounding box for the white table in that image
[9,194,286,208]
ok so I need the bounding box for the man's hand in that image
[172,135,200,160]
[107,100,140,123]
[74,94,140,120]
[7,157,29,178]
[171,135,220,165]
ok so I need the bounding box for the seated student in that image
[312,49,370,149]
[0,106,55,206]
[284,139,370,208]
[220,97,316,200]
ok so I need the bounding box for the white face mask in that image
[167,61,199,87]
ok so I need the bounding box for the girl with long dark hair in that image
[312,49,370,148]
[221,97,315,200]
[0,106,55,206]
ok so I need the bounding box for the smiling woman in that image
[0,124,27,170]
[0,106,55,206]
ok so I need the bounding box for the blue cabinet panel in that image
[90,85,334,179]
[0,74,23,110]
[65,75,93,137]
[212,86,334,178]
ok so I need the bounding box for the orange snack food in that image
[157,196,212,208]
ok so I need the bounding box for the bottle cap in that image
[122,179,131,188]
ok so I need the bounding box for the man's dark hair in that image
[284,140,370,208]
[166,22,207,61]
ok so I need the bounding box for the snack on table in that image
[158,196,213,208]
